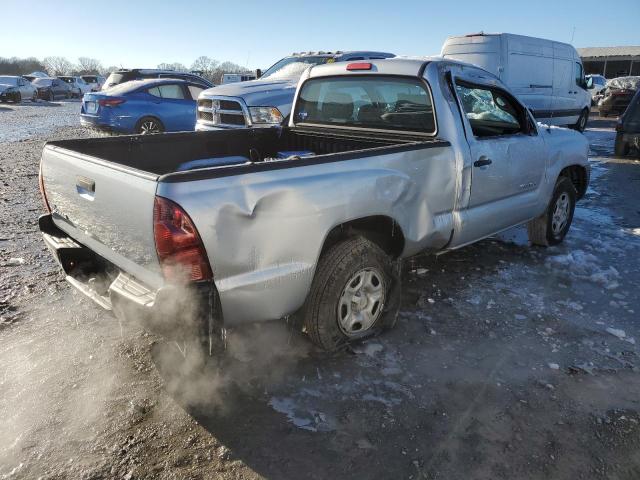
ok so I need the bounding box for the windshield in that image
[262,56,332,79]
[294,76,436,134]
[0,76,18,86]
[59,77,74,83]
[33,78,52,86]
[82,76,97,83]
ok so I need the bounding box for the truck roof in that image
[306,56,492,79]
[444,32,578,50]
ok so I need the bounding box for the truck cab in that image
[195,51,395,130]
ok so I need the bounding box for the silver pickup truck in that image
[39,57,589,352]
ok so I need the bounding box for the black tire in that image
[48,90,54,101]
[136,116,164,135]
[614,134,630,157]
[14,92,21,103]
[300,236,401,351]
[571,108,589,133]
[527,176,577,247]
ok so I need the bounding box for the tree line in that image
[0,56,250,85]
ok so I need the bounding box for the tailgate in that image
[41,144,163,289]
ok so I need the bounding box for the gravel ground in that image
[0,100,82,142]
[1,106,640,479]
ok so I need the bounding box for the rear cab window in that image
[294,76,436,135]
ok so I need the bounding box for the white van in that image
[441,33,592,131]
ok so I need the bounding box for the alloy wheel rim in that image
[551,192,570,235]
[140,121,160,134]
[337,268,385,336]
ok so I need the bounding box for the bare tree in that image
[43,56,74,76]
[77,57,103,74]
[190,56,220,82]
[102,66,119,76]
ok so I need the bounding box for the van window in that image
[575,63,584,88]
[294,76,436,134]
[455,82,523,137]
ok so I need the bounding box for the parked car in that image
[80,75,106,91]
[0,75,38,102]
[39,57,589,353]
[614,89,640,156]
[58,76,92,97]
[598,76,640,117]
[103,69,212,90]
[442,33,593,132]
[196,51,395,130]
[587,74,607,105]
[80,78,207,134]
[32,77,72,101]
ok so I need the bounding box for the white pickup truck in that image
[39,57,589,352]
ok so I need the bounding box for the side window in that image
[158,84,185,99]
[344,56,364,61]
[187,85,204,99]
[455,83,523,137]
[148,84,186,99]
[575,63,584,87]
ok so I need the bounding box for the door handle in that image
[474,157,492,167]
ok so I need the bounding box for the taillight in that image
[98,98,125,107]
[39,162,51,213]
[153,196,212,283]
[346,62,373,71]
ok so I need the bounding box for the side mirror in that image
[255,68,262,79]
[585,77,594,89]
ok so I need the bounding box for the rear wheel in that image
[527,176,577,247]
[571,108,588,132]
[136,117,164,135]
[300,236,401,351]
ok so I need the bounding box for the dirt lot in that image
[1,106,640,480]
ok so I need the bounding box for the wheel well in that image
[560,165,588,199]
[321,216,405,259]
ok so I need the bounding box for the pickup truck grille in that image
[197,97,247,128]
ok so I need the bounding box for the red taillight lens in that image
[153,196,212,283]
[346,62,373,71]
[39,162,51,213]
[98,98,125,106]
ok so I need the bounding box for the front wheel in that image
[300,236,401,351]
[527,176,577,247]
[614,133,630,157]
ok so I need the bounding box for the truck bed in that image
[46,127,427,177]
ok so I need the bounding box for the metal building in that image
[578,46,640,78]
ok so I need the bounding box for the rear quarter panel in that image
[157,144,456,326]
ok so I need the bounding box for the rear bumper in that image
[39,214,223,342]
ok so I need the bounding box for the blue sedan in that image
[80,79,208,134]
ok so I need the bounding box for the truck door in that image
[453,79,547,242]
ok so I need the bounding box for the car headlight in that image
[249,106,283,125]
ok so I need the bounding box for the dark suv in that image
[615,89,640,157]
[103,69,212,90]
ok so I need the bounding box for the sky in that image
[1,0,639,71]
